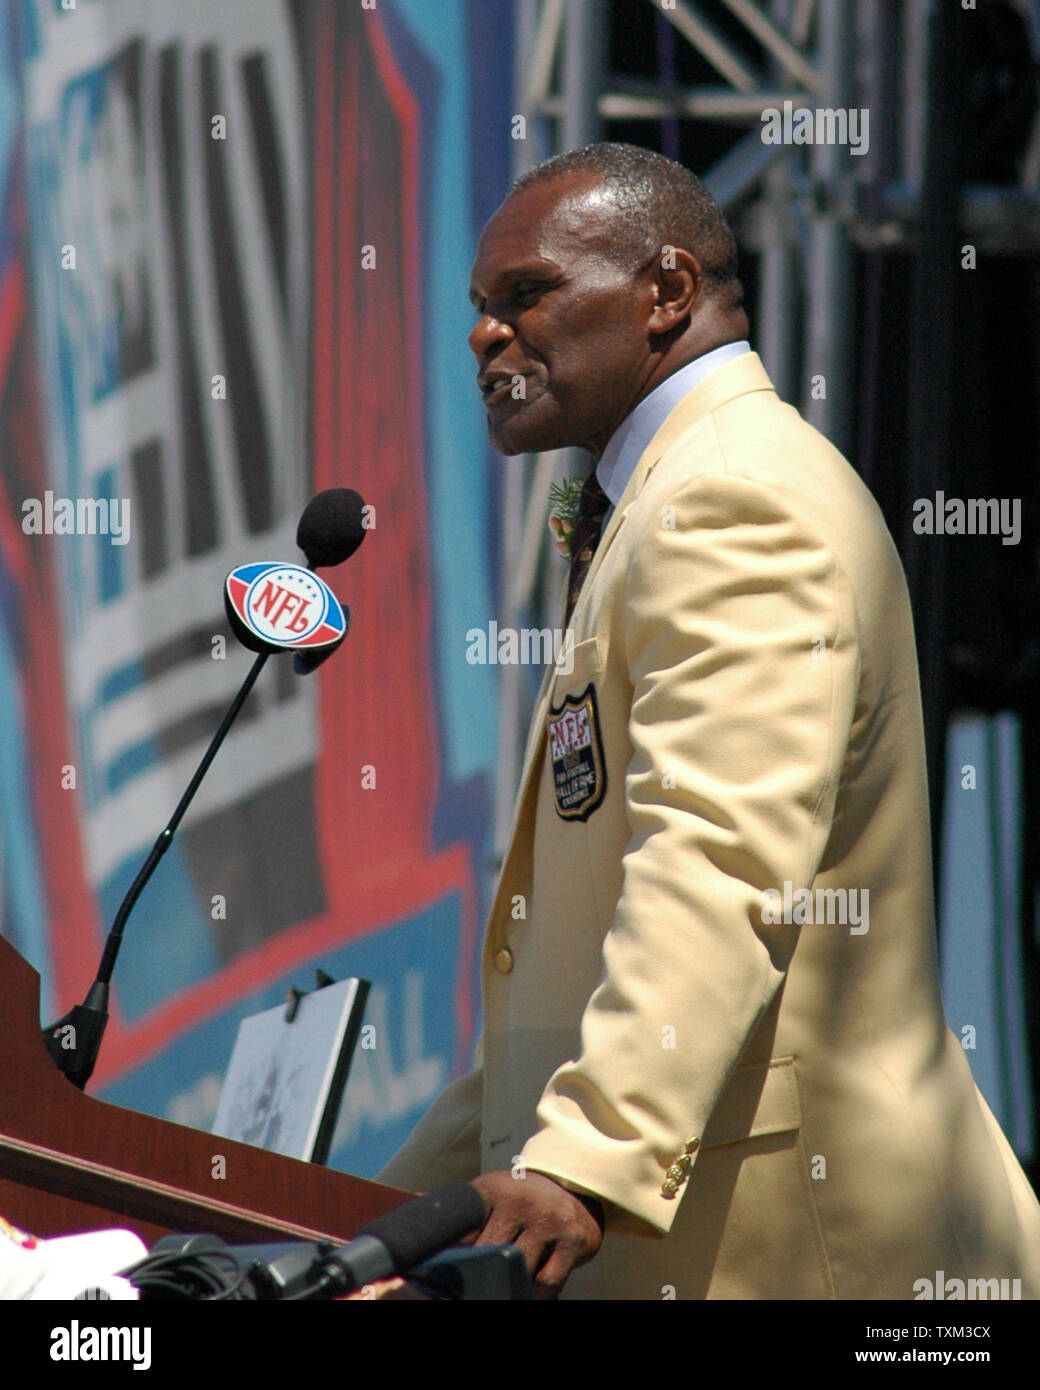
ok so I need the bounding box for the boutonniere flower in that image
[548,477,586,558]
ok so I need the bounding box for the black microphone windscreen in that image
[296,488,366,568]
[356,1183,487,1274]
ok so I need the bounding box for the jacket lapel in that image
[575,351,776,609]
[486,353,777,927]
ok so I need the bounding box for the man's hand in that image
[468,1170,604,1299]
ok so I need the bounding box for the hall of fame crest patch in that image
[547,683,606,821]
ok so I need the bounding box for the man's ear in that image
[647,246,702,335]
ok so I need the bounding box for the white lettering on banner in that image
[329,972,445,1151]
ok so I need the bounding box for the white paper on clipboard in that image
[212,977,367,1162]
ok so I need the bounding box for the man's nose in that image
[468,313,514,359]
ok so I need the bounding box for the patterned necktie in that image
[564,471,610,626]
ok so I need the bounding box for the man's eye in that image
[471,283,548,316]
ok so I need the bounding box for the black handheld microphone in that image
[259,1183,489,1300]
[322,1182,489,1293]
[124,1185,525,1300]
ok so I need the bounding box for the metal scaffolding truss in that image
[493,0,1040,855]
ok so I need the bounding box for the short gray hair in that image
[509,142,742,304]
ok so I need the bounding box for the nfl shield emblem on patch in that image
[547,683,607,821]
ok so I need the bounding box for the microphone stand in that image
[43,650,271,1089]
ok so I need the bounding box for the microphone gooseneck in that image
[42,490,366,1089]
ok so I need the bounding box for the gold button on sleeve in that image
[494,947,514,974]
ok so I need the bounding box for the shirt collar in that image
[595,341,751,506]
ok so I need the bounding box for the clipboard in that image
[212,973,370,1164]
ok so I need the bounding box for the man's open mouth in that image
[482,375,524,407]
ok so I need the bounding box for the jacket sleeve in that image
[374,1042,484,1192]
[519,471,859,1233]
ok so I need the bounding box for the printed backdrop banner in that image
[0,0,512,1177]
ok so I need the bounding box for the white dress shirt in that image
[595,341,751,526]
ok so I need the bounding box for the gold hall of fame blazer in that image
[377,352,1040,1299]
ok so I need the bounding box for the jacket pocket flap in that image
[551,635,604,690]
[701,1055,801,1150]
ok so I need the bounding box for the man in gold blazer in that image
[377,144,1040,1299]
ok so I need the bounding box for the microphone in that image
[293,487,366,673]
[42,491,366,1088]
[296,488,366,569]
[222,488,367,673]
[124,1185,530,1300]
[331,1183,489,1290]
[260,1184,489,1299]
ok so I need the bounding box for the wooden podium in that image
[0,936,411,1249]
